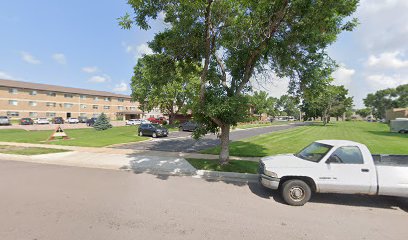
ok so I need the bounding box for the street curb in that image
[193,170,259,183]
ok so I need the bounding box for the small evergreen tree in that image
[93,113,112,131]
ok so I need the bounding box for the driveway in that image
[112,123,304,152]
[0,160,406,240]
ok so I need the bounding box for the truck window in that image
[327,146,364,164]
[295,142,333,162]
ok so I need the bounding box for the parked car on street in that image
[52,117,64,124]
[78,116,88,123]
[179,121,198,131]
[20,118,34,125]
[86,117,98,126]
[35,118,50,124]
[126,119,142,125]
[67,118,79,124]
[259,140,408,206]
[147,117,166,124]
[0,116,11,126]
[138,123,168,138]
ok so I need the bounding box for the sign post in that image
[48,125,69,141]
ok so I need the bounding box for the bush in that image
[162,120,168,125]
[93,113,112,131]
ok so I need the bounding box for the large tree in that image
[249,91,277,118]
[363,84,408,119]
[120,0,359,163]
[276,95,299,119]
[131,54,200,123]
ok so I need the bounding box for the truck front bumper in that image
[259,174,280,190]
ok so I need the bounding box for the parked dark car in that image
[179,121,198,132]
[52,117,65,124]
[138,124,168,138]
[0,116,11,126]
[86,117,98,126]
[20,118,34,125]
[78,116,88,123]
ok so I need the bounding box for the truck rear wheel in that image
[281,179,312,206]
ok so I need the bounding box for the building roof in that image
[0,79,131,99]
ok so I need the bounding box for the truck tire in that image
[281,179,312,206]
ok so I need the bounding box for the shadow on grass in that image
[367,131,408,138]
[249,183,408,212]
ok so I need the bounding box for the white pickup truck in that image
[259,140,408,206]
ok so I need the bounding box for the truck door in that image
[318,146,375,194]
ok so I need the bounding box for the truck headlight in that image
[264,170,278,178]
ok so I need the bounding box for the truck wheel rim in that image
[289,187,305,201]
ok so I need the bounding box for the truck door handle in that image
[361,169,369,172]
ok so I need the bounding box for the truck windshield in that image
[295,142,333,162]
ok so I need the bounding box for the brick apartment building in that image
[0,79,159,120]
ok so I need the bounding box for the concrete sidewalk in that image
[0,141,260,162]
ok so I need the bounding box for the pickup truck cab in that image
[259,140,408,206]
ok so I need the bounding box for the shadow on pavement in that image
[249,182,408,212]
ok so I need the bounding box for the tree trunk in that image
[219,124,230,165]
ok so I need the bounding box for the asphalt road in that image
[0,160,406,240]
[113,123,303,152]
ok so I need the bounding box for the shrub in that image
[162,120,168,125]
[93,113,112,131]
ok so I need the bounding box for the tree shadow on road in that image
[249,182,408,212]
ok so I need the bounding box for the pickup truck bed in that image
[372,155,408,166]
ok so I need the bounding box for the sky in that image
[1,0,407,108]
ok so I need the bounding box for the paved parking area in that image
[113,123,303,152]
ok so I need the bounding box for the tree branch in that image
[236,0,289,94]
[200,0,214,104]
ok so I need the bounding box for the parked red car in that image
[147,117,166,124]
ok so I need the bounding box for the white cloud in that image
[21,51,41,64]
[88,74,110,83]
[0,71,14,80]
[123,42,153,61]
[113,82,128,92]
[365,74,408,90]
[52,53,67,64]
[332,65,355,87]
[367,51,408,69]
[82,66,99,73]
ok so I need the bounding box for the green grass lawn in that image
[235,121,290,129]
[0,126,146,147]
[186,158,258,174]
[201,121,408,157]
[0,145,70,155]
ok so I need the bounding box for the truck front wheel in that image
[281,180,312,206]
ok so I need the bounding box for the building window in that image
[47,92,56,97]
[92,105,98,110]
[30,90,37,96]
[130,107,136,111]
[46,112,56,117]
[29,112,38,117]
[80,95,87,99]
[104,97,111,102]
[8,88,18,94]
[80,113,87,117]
[29,101,37,107]
[118,106,124,110]
[46,102,56,107]
[64,94,74,98]
[92,114,99,118]
[80,104,87,109]
[7,111,19,117]
[94,97,99,101]
[118,98,124,102]
[8,100,18,106]
[104,106,110,110]
[64,103,73,108]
